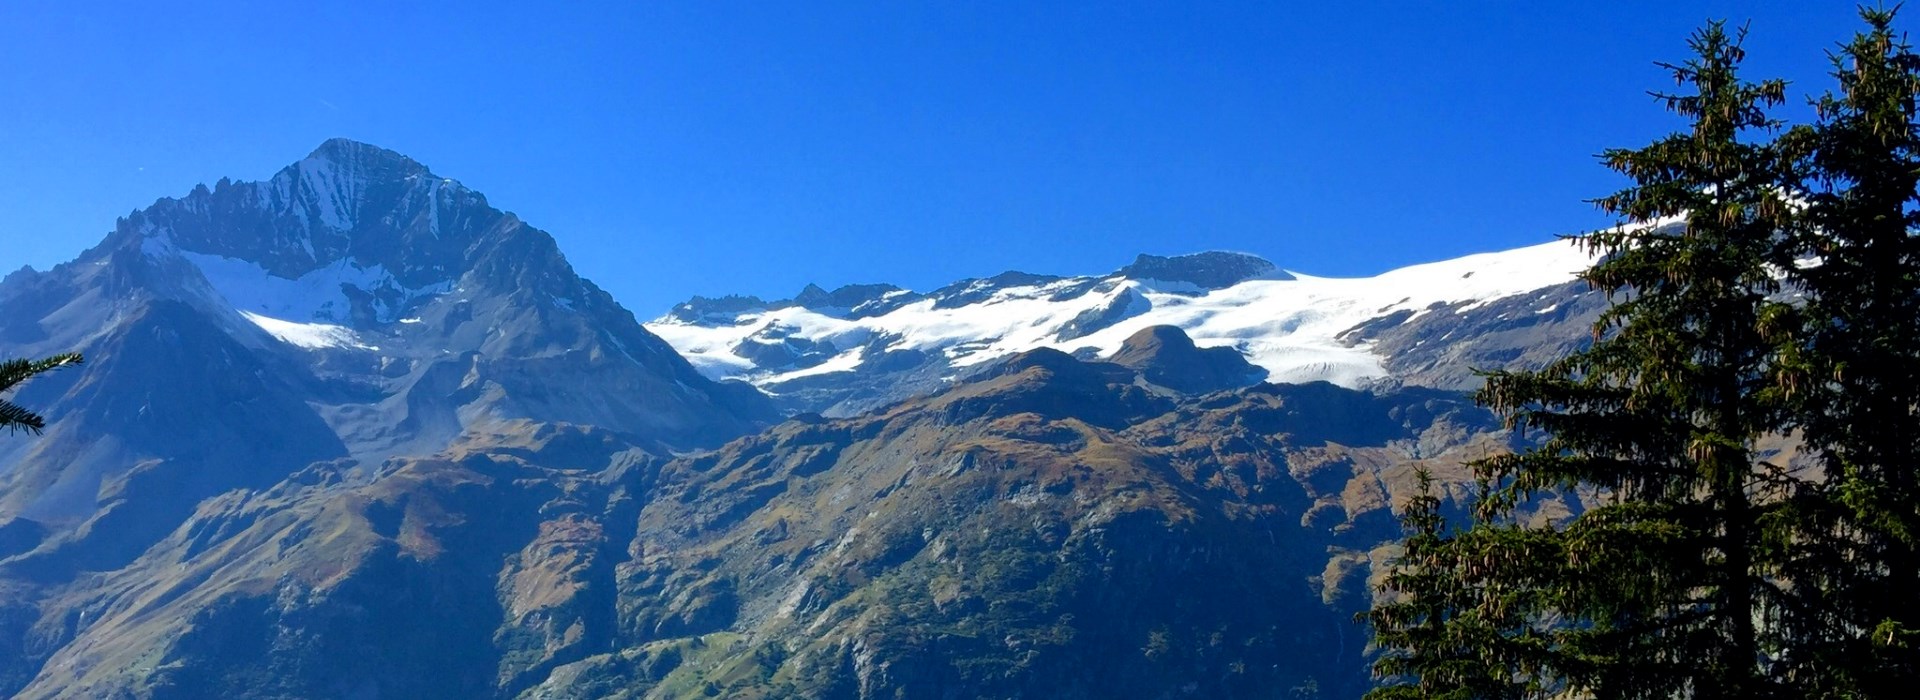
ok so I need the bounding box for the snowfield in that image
[178,251,453,326]
[646,238,1598,390]
[238,311,373,350]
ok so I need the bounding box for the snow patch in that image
[138,222,174,258]
[240,311,371,350]
[180,251,450,325]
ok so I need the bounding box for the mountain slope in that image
[0,329,1553,699]
[528,342,1556,699]
[0,140,773,592]
[1,423,647,699]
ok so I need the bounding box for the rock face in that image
[1118,250,1288,288]
[1359,280,1608,390]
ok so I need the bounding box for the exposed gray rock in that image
[1118,250,1289,288]
[1355,280,1604,391]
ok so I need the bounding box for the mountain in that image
[0,329,1570,698]
[1107,324,1266,394]
[0,139,773,604]
[544,348,1550,699]
[0,139,1620,698]
[646,244,1607,416]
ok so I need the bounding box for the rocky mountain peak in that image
[109,141,547,327]
[792,283,832,307]
[1108,325,1267,394]
[795,282,912,313]
[302,138,431,177]
[1114,324,1201,354]
[122,139,493,283]
[1117,251,1289,289]
[665,281,919,324]
[667,294,773,322]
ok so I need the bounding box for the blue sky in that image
[0,2,1877,314]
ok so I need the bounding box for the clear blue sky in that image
[0,2,1877,314]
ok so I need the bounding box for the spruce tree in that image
[1462,21,1795,698]
[1363,469,1534,700]
[0,353,80,435]
[1360,11,1920,698]
[1772,6,1920,695]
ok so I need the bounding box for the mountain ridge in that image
[0,139,1613,699]
[647,237,1604,416]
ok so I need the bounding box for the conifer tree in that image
[1361,10,1920,698]
[1460,21,1796,698]
[1772,6,1920,694]
[0,353,80,435]
[1363,469,1533,700]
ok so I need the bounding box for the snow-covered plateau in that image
[646,239,1599,394]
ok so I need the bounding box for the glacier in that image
[646,238,1598,391]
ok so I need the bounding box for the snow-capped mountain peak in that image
[110,140,520,336]
[1118,251,1290,289]
[124,139,486,281]
[261,138,436,234]
[0,139,776,526]
[646,239,1603,415]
